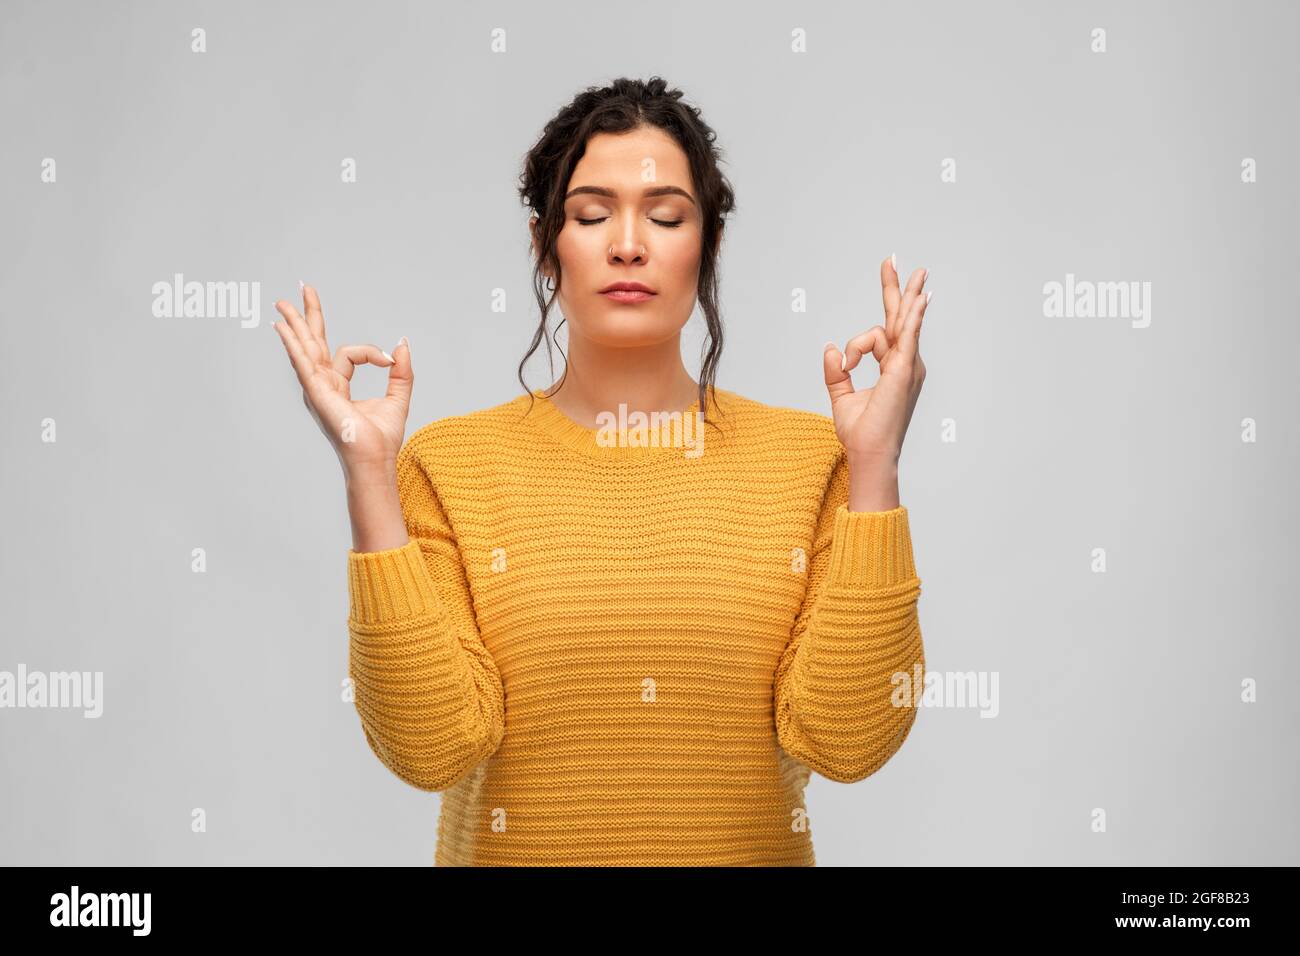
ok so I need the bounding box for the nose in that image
[607,219,648,264]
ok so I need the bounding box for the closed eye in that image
[577,217,684,228]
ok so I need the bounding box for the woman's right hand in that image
[272,283,412,479]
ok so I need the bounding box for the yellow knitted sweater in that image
[345,386,925,866]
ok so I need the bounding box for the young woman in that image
[273,77,930,866]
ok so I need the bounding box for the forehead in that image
[568,127,692,189]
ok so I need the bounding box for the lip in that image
[599,281,657,303]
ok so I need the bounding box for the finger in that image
[896,288,931,360]
[332,344,395,382]
[881,254,902,341]
[273,320,316,388]
[274,299,324,366]
[302,282,331,358]
[841,326,890,374]
[822,340,855,405]
[895,267,928,344]
[386,336,413,407]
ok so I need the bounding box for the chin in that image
[581,311,676,344]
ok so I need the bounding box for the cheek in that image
[661,232,702,294]
[555,223,613,281]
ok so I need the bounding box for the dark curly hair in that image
[515,76,736,431]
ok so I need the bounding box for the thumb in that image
[823,341,854,404]
[385,336,413,407]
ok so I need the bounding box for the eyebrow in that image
[564,185,697,207]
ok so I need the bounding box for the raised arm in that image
[271,282,504,792]
[779,252,931,781]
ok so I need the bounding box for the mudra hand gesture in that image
[272,283,413,478]
[823,255,930,467]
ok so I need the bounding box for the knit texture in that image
[346,386,925,866]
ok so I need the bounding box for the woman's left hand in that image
[823,255,930,465]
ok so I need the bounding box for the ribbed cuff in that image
[825,504,917,587]
[347,539,443,626]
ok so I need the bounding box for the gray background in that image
[2,0,1296,865]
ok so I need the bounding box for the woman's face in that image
[539,126,704,347]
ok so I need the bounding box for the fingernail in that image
[890,253,896,273]
[921,268,929,284]
[398,336,409,353]
[298,279,305,292]
[840,353,847,372]
[925,290,933,305]
[381,350,394,363]
[823,340,837,351]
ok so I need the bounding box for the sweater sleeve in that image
[346,438,506,792]
[773,455,925,783]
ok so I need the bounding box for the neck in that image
[543,329,700,428]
